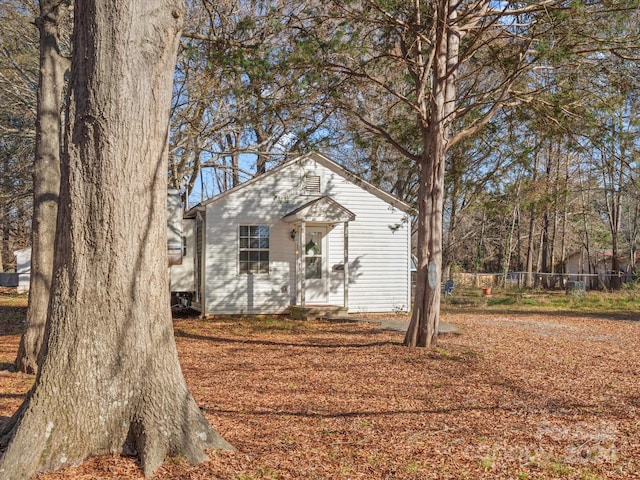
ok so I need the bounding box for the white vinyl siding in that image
[204,175,299,314]
[320,167,410,313]
[170,219,196,292]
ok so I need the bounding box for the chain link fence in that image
[446,271,639,291]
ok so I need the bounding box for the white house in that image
[171,152,412,315]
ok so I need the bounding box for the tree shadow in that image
[0,305,26,337]
[0,363,16,372]
[172,310,406,339]
[174,328,398,349]
[204,400,599,421]
[0,394,25,401]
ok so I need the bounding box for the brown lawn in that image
[0,293,638,479]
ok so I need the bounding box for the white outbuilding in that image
[14,247,32,294]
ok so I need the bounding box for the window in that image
[239,225,270,274]
[305,230,322,279]
[182,236,188,257]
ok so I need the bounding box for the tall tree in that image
[300,0,537,346]
[0,1,231,478]
[15,0,71,374]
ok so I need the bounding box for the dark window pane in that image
[239,225,270,274]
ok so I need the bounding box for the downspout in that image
[407,218,412,310]
[300,221,306,307]
[198,209,207,317]
[343,221,349,310]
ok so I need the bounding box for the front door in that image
[304,227,327,304]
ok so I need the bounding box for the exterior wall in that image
[565,251,606,277]
[565,250,637,277]
[170,219,195,292]
[14,247,32,294]
[320,164,410,313]
[167,189,183,265]
[202,155,411,314]
[203,172,300,315]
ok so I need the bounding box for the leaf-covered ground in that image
[0,293,638,479]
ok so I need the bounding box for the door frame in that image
[303,225,328,304]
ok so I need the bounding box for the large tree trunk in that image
[404,0,458,348]
[15,0,69,375]
[405,147,446,347]
[0,2,231,478]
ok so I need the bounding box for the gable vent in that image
[304,175,321,195]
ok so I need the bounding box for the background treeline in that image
[1,0,639,284]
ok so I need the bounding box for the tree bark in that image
[405,146,446,347]
[15,0,69,375]
[404,0,458,348]
[0,1,232,478]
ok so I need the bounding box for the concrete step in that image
[288,304,348,320]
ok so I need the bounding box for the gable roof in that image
[282,196,356,224]
[185,152,412,216]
